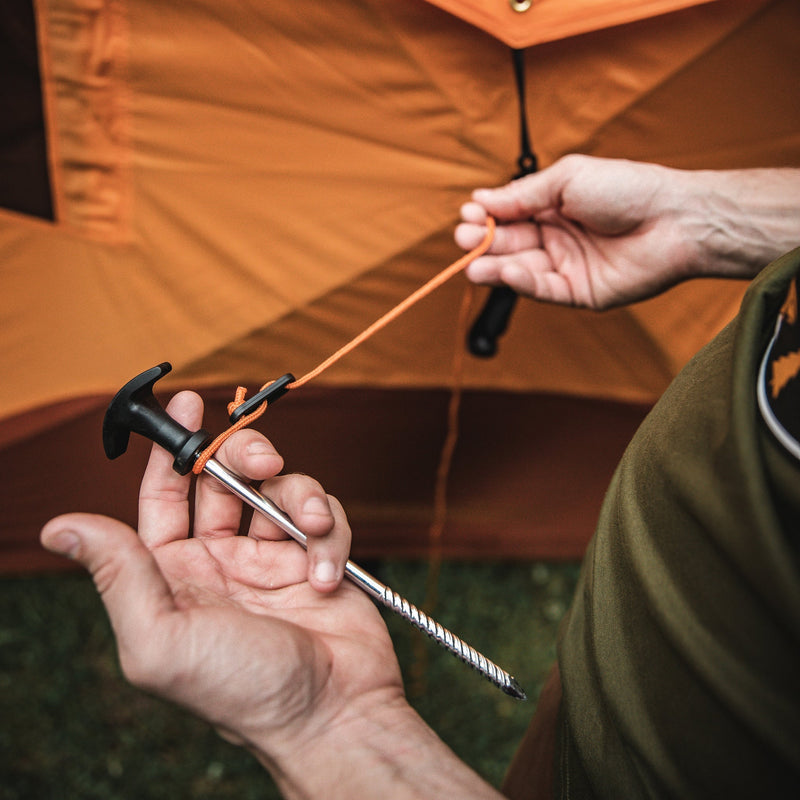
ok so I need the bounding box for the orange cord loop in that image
[191,383,271,474]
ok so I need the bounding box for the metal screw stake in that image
[204,458,526,700]
[102,364,526,700]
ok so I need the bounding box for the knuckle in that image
[91,556,124,597]
[289,472,325,497]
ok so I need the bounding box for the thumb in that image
[41,514,177,649]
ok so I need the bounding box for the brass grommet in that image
[509,0,533,12]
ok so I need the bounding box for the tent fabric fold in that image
[1,0,798,571]
[423,0,722,48]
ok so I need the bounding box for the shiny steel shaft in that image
[203,458,526,700]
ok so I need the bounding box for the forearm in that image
[671,167,800,280]
[251,697,504,800]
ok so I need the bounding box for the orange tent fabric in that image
[426,0,719,48]
[2,0,799,571]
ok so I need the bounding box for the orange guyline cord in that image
[192,216,496,475]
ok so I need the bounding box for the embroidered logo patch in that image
[758,278,800,460]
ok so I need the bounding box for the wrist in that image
[672,167,800,279]
[249,691,502,800]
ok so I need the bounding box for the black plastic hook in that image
[102,363,212,475]
[228,373,295,423]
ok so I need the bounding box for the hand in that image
[455,154,709,309]
[41,391,404,765]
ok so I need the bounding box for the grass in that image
[0,560,580,799]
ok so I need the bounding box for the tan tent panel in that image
[2,0,799,571]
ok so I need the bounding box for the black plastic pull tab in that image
[467,286,519,358]
[467,47,537,359]
[102,362,212,475]
[228,373,295,424]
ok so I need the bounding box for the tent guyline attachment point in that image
[102,362,526,700]
[228,374,295,423]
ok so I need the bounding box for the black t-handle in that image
[102,363,212,475]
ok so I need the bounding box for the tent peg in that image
[102,365,527,700]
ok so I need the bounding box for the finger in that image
[138,391,204,548]
[457,220,542,257]
[467,245,578,305]
[459,201,488,224]
[472,165,565,222]
[454,222,488,251]
[248,473,333,541]
[249,475,351,593]
[194,429,284,540]
[462,253,505,285]
[305,495,351,593]
[203,537,312,594]
[488,220,593,306]
[465,242,551,285]
[41,513,178,683]
[498,259,576,305]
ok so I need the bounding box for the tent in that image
[2,0,799,572]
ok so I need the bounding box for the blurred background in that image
[0,560,580,798]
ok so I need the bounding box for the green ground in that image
[0,560,580,799]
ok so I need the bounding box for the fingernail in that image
[49,530,80,559]
[303,496,329,517]
[314,560,337,585]
[247,442,275,457]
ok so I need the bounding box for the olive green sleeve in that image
[556,248,800,799]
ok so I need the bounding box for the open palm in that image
[147,532,401,750]
[43,390,404,758]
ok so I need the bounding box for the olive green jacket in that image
[556,248,800,798]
